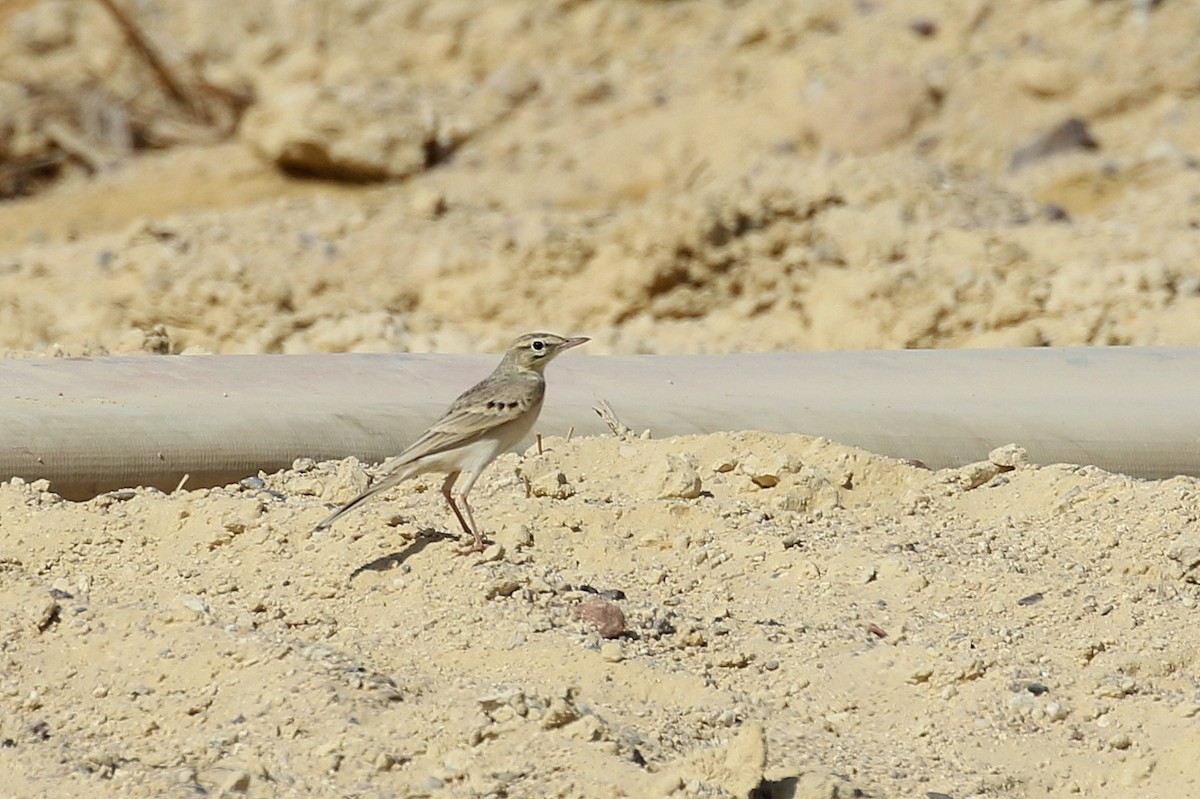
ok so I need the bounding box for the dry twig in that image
[593,399,634,440]
[93,0,211,122]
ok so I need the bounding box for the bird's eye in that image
[531,340,545,352]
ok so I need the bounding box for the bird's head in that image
[504,332,589,373]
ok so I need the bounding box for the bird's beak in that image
[560,336,590,351]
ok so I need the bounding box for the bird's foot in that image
[454,537,489,556]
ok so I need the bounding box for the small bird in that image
[316,332,589,552]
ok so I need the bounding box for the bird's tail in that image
[315,465,415,531]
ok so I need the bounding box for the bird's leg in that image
[457,492,485,553]
[450,468,488,555]
[440,470,473,539]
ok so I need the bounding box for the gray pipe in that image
[1,347,1197,499]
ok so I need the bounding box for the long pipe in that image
[1,347,1197,499]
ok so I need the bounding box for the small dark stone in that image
[1010,118,1099,172]
[599,589,626,601]
[910,17,938,37]
[1027,682,1050,696]
[926,792,954,799]
[1042,204,1071,222]
[1017,592,1044,606]
[630,748,647,767]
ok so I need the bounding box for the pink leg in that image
[451,467,487,554]
[441,470,486,553]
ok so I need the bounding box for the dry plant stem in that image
[42,120,110,172]
[593,398,633,439]
[93,0,210,122]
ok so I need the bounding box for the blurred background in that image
[1,0,1198,357]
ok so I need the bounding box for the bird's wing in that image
[396,377,545,465]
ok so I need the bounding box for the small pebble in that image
[181,597,210,615]
[484,578,521,599]
[1042,204,1071,222]
[478,543,505,563]
[31,600,60,632]
[909,18,938,37]
[221,769,251,793]
[574,600,627,639]
[988,444,1028,469]
[1010,117,1098,172]
[1045,701,1070,721]
[414,776,444,792]
[600,641,624,662]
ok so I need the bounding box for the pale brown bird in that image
[316,332,589,552]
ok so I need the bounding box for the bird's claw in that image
[455,538,489,556]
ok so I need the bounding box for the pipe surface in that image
[1,347,1197,499]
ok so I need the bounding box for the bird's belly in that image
[409,398,544,477]
[499,396,543,448]
[410,438,497,475]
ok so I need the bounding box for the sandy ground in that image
[2,1,1200,797]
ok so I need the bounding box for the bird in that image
[316,332,589,552]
